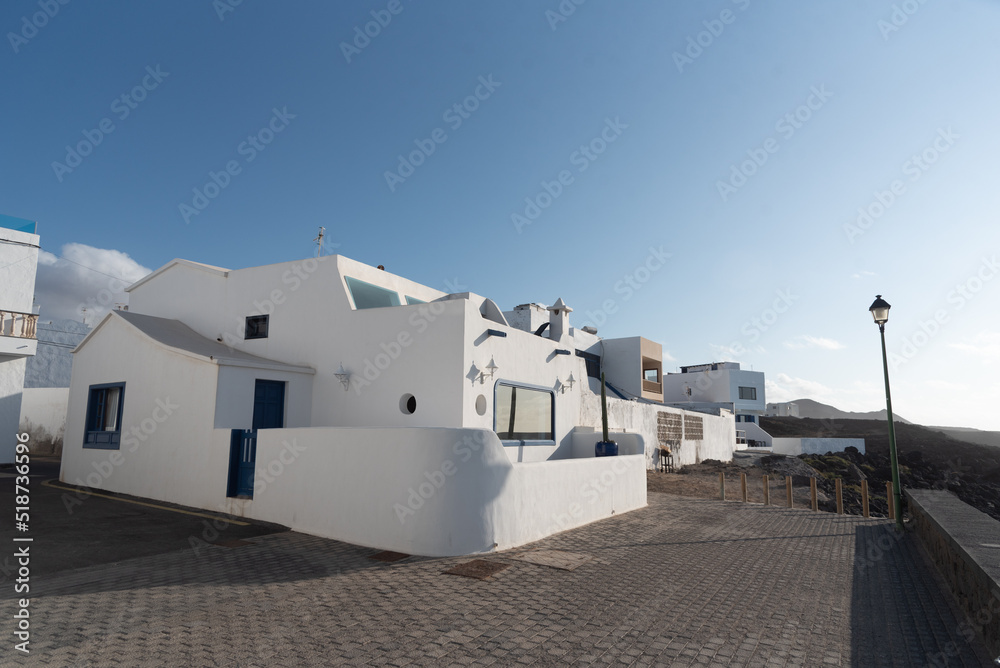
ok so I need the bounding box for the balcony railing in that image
[642,379,663,395]
[0,310,38,339]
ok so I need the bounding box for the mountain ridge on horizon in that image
[778,398,1000,448]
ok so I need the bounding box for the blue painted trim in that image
[554,349,570,355]
[486,329,507,338]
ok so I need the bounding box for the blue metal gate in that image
[227,429,257,497]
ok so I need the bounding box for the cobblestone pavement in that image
[6,494,992,667]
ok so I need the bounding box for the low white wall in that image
[19,387,69,454]
[245,426,646,556]
[569,427,644,458]
[771,438,866,456]
[579,390,736,468]
[0,358,27,463]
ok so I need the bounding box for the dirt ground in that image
[647,463,830,509]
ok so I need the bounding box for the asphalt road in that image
[0,456,286,581]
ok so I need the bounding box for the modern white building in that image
[765,401,800,417]
[61,253,739,556]
[0,215,40,463]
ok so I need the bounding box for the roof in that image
[125,258,230,292]
[76,311,314,374]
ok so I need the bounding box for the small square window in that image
[738,386,757,401]
[245,315,269,340]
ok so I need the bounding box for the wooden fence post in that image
[741,473,748,503]
[810,478,818,511]
[786,476,793,508]
[763,475,769,506]
[719,472,725,501]
[886,481,895,519]
[861,480,870,518]
[835,478,843,515]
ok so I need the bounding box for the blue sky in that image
[3,0,999,430]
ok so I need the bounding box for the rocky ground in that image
[649,446,1000,521]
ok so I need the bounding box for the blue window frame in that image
[345,276,401,309]
[83,382,125,449]
[494,382,554,443]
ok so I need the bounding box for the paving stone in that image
[4,494,994,666]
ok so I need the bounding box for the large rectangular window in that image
[84,382,125,449]
[495,383,554,442]
[738,386,757,401]
[345,276,401,309]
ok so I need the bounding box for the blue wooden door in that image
[227,429,257,497]
[227,380,285,498]
[252,380,285,430]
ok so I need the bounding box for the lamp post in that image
[869,295,903,531]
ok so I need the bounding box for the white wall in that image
[0,226,39,462]
[18,387,69,454]
[739,421,773,447]
[214,365,313,429]
[771,438,866,456]
[61,316,223,508]
[578,386,736,468]
[662,366,765,414]
[245,426,646,556]
[0,358,27,462]
[601,337,641,399]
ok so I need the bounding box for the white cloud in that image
[662,349,677,363]
[35,244,152,325]
[948,331,1000,363]
[852,270,877,279]
[783,335,845,351]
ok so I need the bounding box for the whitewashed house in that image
[0,215,40,463]
[61,254,737,556]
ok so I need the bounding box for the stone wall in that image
[906,489,1000,658]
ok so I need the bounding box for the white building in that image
[0,215,40,463]
[765,401,799,418]
[61,254,738,556]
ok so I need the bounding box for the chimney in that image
[547,298,572,343]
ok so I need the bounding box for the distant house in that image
[0,215,40,463]
[61,253,739,556]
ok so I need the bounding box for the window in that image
[644,368,660,383]
[84,383,125,449]
[495,383,554,442]
[345,276,401,309]
[245,315,269,339]
[405,295,426,305]
[738,386,757,401]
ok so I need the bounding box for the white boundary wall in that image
[771,438,866,456]
[240,427,646,557]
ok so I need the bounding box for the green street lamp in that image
[869,295,903,531]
